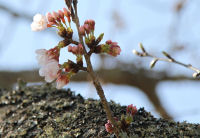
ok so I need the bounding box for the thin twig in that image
[69,0,120,136]
[71,40,79,45]
[133,43,200,78]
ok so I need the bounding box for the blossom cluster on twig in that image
[31,8,121,89]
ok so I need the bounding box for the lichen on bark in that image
[0,81,199,137]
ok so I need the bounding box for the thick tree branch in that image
[0,65,198,119]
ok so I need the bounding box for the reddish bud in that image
[58,10,64,19]
[47,47,60,61]
[83,19,95,34]
[106,40,112,45]
[56,74,69,89]
[88,19,95,30]
[127,104,137,116]
[77,44,84,55]
[84,24,90,34]
[108,45,121,57]
[68,44,84,55]
[79,26,85,36]
[105,40,121,57]
[52,11,60,22]
[58,10,65,23]
[46,12,55,23]
[63,8,71,17]
[63,8,71,23]
[105,120,114,133]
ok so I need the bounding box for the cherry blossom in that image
[35,49,49,66]
[31,14,48,31]
[39,60,59,82]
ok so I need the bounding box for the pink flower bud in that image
[56,74,69,89]
[106,40,112,45]
[77,44,84,55]
[83,19,95,33]
[63,8,71,23]
[46,12,55,22]
[105,40,121,57]
[52,11,60,22]
[109,45,121,57]
[79,26,85,36]
[105,120,114,133]
[58,10,64,19]
[88,19,95,30]
[84,20,89,25]
[63,8,70,17]
[58,10,65,23]
[127,104,137,116]
[84,24,90,34]
[68,44,84,55]
[72,47,77,54]
[68,45,73,53]
[47,47,60,61]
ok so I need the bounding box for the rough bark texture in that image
[0,82,199,137]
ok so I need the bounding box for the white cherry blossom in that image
[39,60,59,82]
[31,14,48,31]
[35,49,49,66]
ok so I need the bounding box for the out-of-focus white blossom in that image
[35,49,49,66]
[31,14,48,31]
[39,60,59,82]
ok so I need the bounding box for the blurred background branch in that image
[0,4,32,20]
[0,61,198,119]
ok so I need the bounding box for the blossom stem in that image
[72,2,120,136]
[71,40,79,45]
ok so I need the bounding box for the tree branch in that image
[1,65,198,119]
[0,4,32,20]
[133,43,200,78]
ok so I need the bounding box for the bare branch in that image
[133,43,200,78]
[0,4,32,21]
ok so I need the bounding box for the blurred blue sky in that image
[0,0,200,123]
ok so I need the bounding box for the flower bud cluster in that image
[126,104,137,116]
[31,8,71,32]
[79,20,121,57]
[105,104,137,134]
[32,8,122,89]
[46,8,71,27]
[79,19,95,36]
[68,44,84,55]
[106,40,121,57]
[98,40,121,57]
